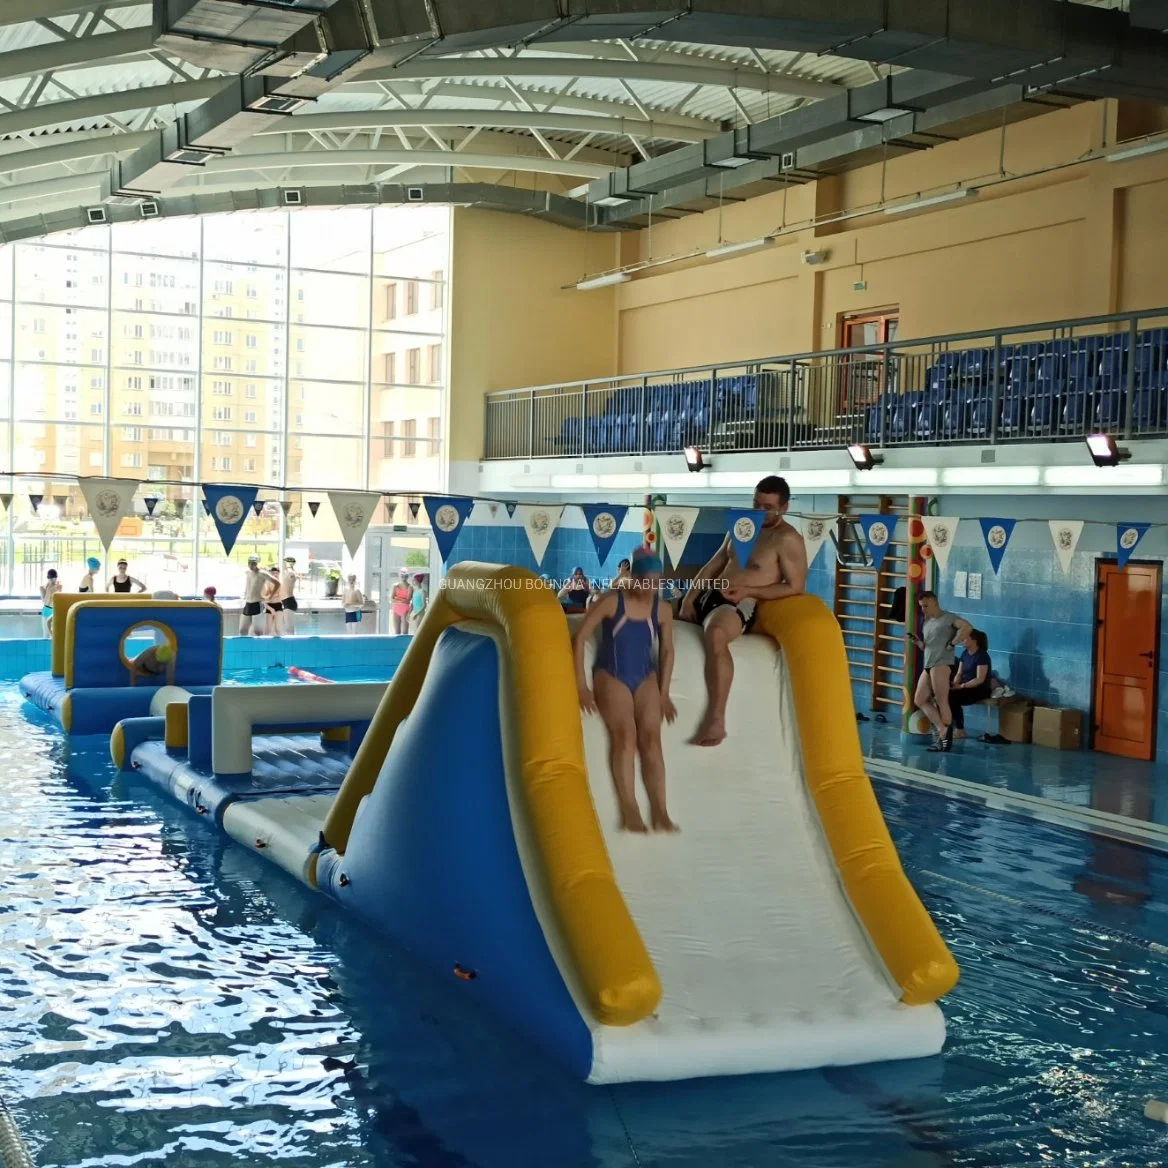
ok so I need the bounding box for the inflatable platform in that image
[106,562,958,1084]
[21,594,221,733]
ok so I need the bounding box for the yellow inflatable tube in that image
[755,595,960,1005]
[323,562,662,1027]
[51,592,152,676]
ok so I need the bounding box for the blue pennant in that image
[581,504,629,566]
[505,501,517,518]
[202,484,259,555]
[423,496,475,563]
[858,513,896,573]
[978,517,1017,575]
[1116,522,1150,570]
[726,509,766,567]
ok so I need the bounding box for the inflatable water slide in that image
[99,563,958,1085]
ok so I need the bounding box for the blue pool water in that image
[2,682,1167,1167]
[224,665,395,685]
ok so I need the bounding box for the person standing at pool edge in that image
[278,557,299,634]
[343,574,364,634]
[574,547,678,834]
[679,475,807,746]
[78,557,100,593]
[107,558,146,593]
[912,591,972,752]
[41,569,62,636]
[390,569,412,635]
[240,556,278,637]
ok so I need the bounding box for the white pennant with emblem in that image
[517,504,563,566]
[1048,519,1083,576]
[328,491,381,557]
[653,506,699,569]
[78,477,138,553]
[922,515,960,573]
[796,513,834,568]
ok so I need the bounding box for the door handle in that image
[1139,650,1155,660]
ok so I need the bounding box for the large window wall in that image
[0,205,450,596]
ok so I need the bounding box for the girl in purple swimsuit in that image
[573,548,678,833]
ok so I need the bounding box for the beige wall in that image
[448,208,619,464]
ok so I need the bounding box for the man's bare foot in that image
[650,810,680,833]
[691,718,726,747]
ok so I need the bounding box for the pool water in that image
[224,665,394,685]
[2,683,1167,1168]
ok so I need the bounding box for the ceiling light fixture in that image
[883,188,979,215]
[847,443,883,470]
[684,446,709,473]
[593,195,633,207]
[856,107,913,123]
[1085,433,1131,467]
[705,236,776,260]
[575,272,631,291]
[1105,136,1168,163]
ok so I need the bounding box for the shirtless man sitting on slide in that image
[679,475,807,746]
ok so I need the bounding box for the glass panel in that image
[371,336,442,386]
[289,380,364,435]
[203,318,287,380]
[14,305,107,364]
[887,318,900,342]
[288,325,367,382]
[369,434,443,493]
[0,360,9,417]
[111,310,198,371]
[15,241,109,308]
[204,260,287,328]
[285,434,364,489]
[0,245,14,301]
[137,422,196,483]
[13,363,105,422]
[112,216,200,259]
[111,254,200,315]
[373,205,449,278]
[291,208,371,273]
[203,211,288,266]
[200,429,281,485]
[13,421,104,476]
[202,375,283,430]
[290,269,369,328]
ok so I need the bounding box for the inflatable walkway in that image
[110,562,959,1084]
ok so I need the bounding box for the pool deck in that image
[861,720,1168,850]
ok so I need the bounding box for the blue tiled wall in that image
[0,634,412,683]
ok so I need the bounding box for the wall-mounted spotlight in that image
[684,446,709,473]
[1086,433,1131,467]
[847,443,883,470]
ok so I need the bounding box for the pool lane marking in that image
[865,758,1168,856]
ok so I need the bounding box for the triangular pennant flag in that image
[978,517,1017,575]
[202,484,260,555]
[1117,522,1150,570]
[922,516,959,573]
[174,498,188,520]
[487,501,499,519]
[726,509,766,567]
[581,504,629,566]
[654,506,699,569]
[797,513,834,569]
[1048,520,1083,576]
[251,499,265,518]
[408,501,420,522]
[0,493,11,513]
[517,504,563,567]
[307,500,320,518]
[328,491,381,557]
[142,496,159,517]
[423,496,475,563]
[858,513,896,573]
[505,502,517,519]
[78,477,138,553]
[279,500,293,517]
[29,494,42,514]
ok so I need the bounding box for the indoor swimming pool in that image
[1,681,1166,1168]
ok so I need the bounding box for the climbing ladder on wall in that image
[833,495,909,715]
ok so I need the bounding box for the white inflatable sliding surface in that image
[572,624,944,1084]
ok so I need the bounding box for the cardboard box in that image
[1032,706,1083,751]
[996,699,1033,744]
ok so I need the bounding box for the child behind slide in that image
[572,548,679,834]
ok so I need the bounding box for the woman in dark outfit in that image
[949,629,992,739]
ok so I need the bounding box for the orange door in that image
[1093,561,1161,761]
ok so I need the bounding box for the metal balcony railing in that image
[482,307,1168,460]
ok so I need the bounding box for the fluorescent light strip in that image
[1105,137,1168,163]
[1043,465,1164,488]
[707,472,760,488]
[941,466,1041,487]
[884,188,978,216]
[576,271,631,291]
[705,236,775,260]
[784,470,853,490]
[597,473,650,489]
[648,473,699,490]
[858,467,939,488]
[550,474,599,489]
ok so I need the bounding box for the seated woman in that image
[129,643,176,687]
[949,629,992,739]
[558,567,592,610]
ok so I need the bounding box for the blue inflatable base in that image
[131,735,351,824]
[20,672,216,735]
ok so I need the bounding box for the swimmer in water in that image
[129,642,176,687]
[573,547,678,834]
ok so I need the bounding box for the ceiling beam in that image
[256,108,710,144]
[0,0,142,26]
[0,27,154,84]
[192,146,615,181]
[0,78,228,137]
[357,56,841,99]
[0,131,153,174]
